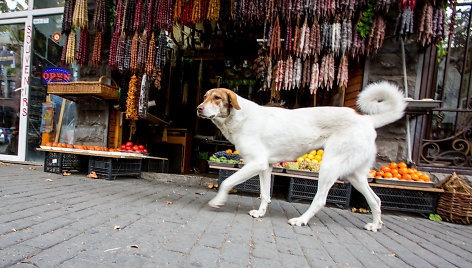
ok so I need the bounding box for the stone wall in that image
[364,36,419,168]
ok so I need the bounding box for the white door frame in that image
[0,4,64,162]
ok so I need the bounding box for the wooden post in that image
[54,99,67,143]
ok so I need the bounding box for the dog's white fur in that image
[197,82,406,232]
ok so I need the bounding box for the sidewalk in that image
[1,163,471,267]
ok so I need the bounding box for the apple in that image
[133,145,139,151]
[121,145,126,149]
[138,145,144,150]
[126,141,133,147]
[126,146,131,150]
[143,149,148,153]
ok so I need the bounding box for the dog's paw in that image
[288,217,308,226]
[208,197,225,208]
[249,209,265,218]
[364,222,382,232]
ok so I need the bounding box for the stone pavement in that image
[0,163,471,268]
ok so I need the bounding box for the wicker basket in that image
[437,191,472,224]
[47,75,119,100]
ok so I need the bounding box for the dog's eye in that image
[214,96,221,100]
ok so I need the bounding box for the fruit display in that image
[282,149,323,172]
[119,141,148,153]
[208,149,241,164]
[44,141,148,154]
[369,162,431,182]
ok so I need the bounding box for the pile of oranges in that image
[368,162,431,182]
[46,142,116,152]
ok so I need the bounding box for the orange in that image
[395,173,402,179]
[411,173,420,181]
[367,170,376,177]
[407,168,414,174]
[398,167,408,175]
[375,176,383,179]
[380,166,391,173]
[384,172,393,178]
[391,169,399,177]
[376,171,385,177]
[46,142,52,147]
[398,162,407,169]
[420,174,430,182]
[389,162,398,169]
[402,174,412,181]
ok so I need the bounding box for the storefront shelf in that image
[218,169,274,196]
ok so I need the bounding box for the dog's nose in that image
[197,105,204,113]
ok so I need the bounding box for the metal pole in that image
[401,38,413,164]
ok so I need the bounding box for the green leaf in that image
[429,214,442,222]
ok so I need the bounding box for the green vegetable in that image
[429,214,442,222]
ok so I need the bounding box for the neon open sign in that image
[42,68,71,83]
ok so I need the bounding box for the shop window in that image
[414,3,472,174]
[0,23,23,156]
[0,0,29,13]
[28,14,77,162]
[34,0,64,9]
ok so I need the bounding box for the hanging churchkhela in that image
[72,0,88,28]
[145,33,156,75]
[130,32,139,74]
[65,31,76,64]
[137,31,148,73]
[126,74,140,120]
[76,28,89,66]
[62,0,76,34]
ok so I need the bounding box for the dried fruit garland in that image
[137,31,148,72]
[337,53,349,88]
[77,28,89,66]
[155,32,168,69]
[62,0,76,34]
[130,32,140,73]
[72,0,88,28]
[92,0,107,32]
[145,33,156,75]
[368,16,386,55]
[156,0,173,31]
[109,32,120,70]
[92,31,103,66]
[207,0,221,22]
[65,31,76,64]
[126,74,140,120]
[61,33,69,64]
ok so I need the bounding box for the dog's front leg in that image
[249,165,273,218]
[208,162,263,208]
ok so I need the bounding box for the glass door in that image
[0,19,28,161]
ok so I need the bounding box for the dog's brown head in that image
[197,88,241,119]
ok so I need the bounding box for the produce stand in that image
[37,147,167,180]
[209,164,275,197]
[352,183,443,214]
[209,161,443,213]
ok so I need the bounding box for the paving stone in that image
[183,245,220,267]
[1,164,472,268]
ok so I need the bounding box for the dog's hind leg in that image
[208,161,266,208]
[288,168,339,226]
[249,165,273,218]
[348,172,383,232]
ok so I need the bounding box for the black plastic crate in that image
[351,186,439,214]
[44,151,86,174]
[141,157,169,173]
[287,177,352,209]
[218,169,274,196]
[88,157,142,180]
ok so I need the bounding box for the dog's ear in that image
[222,88,241,110]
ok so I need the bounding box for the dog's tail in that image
[357,81,407,128]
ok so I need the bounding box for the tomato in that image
[121,145,126,149]
[126,141,133,147]
[143,149,148,153]
[138,145,144,150]
[126,146,131,150]
[133,145,139,151]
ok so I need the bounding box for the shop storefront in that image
[0,1,70,162]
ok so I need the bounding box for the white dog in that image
[197,81,406,232]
